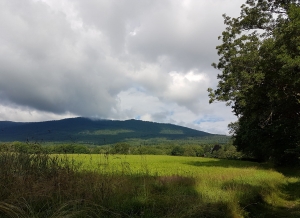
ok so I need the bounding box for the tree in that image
[208,0,300,165]
[111,143,130,154]
[171,146,185,156]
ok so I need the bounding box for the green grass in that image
[0,152,299,217]
[60,154,300,217]
[68,154,264,175]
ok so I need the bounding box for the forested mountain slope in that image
[0,117,227,145]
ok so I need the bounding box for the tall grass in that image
[0,149,299,217]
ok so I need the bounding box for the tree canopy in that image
[209,0,300,165]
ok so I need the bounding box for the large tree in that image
[209,0,300,165]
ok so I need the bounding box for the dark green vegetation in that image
[208,0,300,165]
[0,149,299,218]
[0,117,228,145]
[0,140,243,160]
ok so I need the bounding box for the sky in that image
[0,0,245,134]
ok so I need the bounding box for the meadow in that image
[0,152,299,217]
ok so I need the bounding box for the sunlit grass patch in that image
[1,152,299,217]
[69,154,300,216]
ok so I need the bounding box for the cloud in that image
[0,104,75,122]
[0,0,243,134]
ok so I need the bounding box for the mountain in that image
[0,117,227,145]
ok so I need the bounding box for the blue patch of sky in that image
[134,86,147,93]
[135,115,141,120]
[168,111,174,116]
[193,116,224,124]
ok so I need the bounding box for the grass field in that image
[60,154,300,217]
[1,152,300,217]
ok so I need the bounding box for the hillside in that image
[0,117,228,145]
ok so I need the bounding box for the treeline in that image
[0,141,243,160]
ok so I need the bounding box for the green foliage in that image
[171,146,185,156]
[171,145,205,157]
[0,149,299,217]
[110,142,130,154]
[209,0,300,165]
[0,141,245,161]
[0,142,91,154]
[132,145,167,155]
[47,144,91,154]
[0,141,45,153]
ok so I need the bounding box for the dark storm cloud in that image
[0,0,132,117]
[74,0,233,72]
[0,0,243,133]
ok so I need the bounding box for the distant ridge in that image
[0,117,226,145]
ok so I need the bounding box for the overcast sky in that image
[0,0,245,134]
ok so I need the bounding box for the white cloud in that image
[0,0,243,134]
[0,104,75,122]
